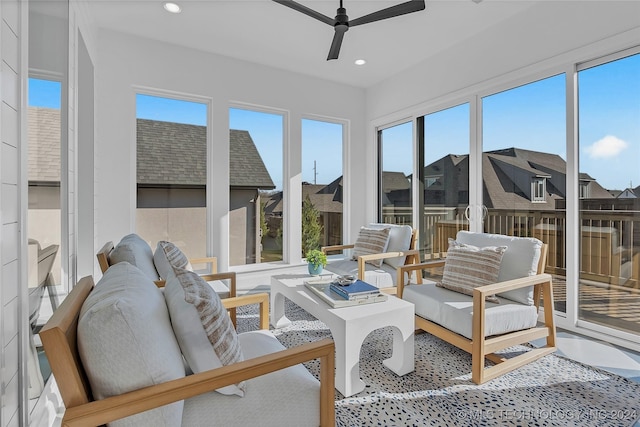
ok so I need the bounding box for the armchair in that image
[397,231,556,384]
[322,223,419,290]
[39,274,335,427]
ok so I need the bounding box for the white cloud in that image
[585,135,629,159]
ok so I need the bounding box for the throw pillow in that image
[167,266,245,396]
[436,239,507,304]
[154,240,193,279]
[351,226,391,268]
[109,233,159,281]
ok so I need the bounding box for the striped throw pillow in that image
[351,226,391,267]
[436,239,507,303]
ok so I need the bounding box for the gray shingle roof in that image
[28,107,61,182]
[137,119,274,189]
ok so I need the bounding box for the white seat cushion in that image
[456,231,542,305]
[77,262,185,427]
[181,330,320,427]
[404,281,538,340]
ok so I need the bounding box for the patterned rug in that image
[236,300,640,427]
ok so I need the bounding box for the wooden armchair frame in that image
[322,228,420,289]
[97,241,237,325]
[40,276,336,427]
[397,244,556,384]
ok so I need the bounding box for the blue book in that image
[330,280,380,300]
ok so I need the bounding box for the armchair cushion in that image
[167,266,245,396]
[404,282,538,339]
[352,226,391,267]
[181,330,320,427]
[153,241,193,279]
[109,233,159,281]
[456,231,542,305]
[77,262,185,427]
[436,239,506,303]
[368,223,413,268]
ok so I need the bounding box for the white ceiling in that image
[85,0,542,88]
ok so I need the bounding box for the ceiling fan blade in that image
[327,25,347,60]
[350,0,425,27]
[272,0,335,26]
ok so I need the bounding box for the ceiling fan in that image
[272,0,426,60]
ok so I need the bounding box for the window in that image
[482,74,566,312]
[229,108,282,265]
[135,94,208,260]
[379,122,413,225]
[532,177,546,202]
[302,119,343,254]
[577,50,640,336]
[420,103,470,257]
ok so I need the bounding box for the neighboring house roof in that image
[136,119,274,189]
[617,188,637,199]
[382,171,410,193]
[28,107,61,183]
[266,177,343,215]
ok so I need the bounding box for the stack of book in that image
[329,280,383,302]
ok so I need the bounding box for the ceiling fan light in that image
[163,2,181,13]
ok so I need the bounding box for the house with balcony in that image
[3,1,640,426]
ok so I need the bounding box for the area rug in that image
[236,301,640,427]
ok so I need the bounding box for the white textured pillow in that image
[436,239,506,304]
[78,262,185,427]
[351,226,391,267]
[166,266,245,396]
[154,240,193,279]
[109,233,159,281]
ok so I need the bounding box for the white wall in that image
[94,30,367,272]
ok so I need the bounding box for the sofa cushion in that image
[168,266,245,395]
[77,262,184,427]
[109,233,159,281]
[436,239,506,303]
[404,281,538,340]
[456,231,542,305]
[154,241,193,279]
[351,226,391,267]
[155,241,230,298]
[368,223,413,268]
[181,330,320,427]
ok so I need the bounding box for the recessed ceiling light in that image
[354,59,366,66]
[163,2,181,13]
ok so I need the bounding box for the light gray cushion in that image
[436,239,506,303]
[170,266,245,394]
[164,268,244,396]
[109,233,159,281]
[351,226,391,267]
[368,223,413,268]
[181,330,320,427]
[77,262,185,427]
[153,241,193,279]
[404,281,538,340]
[456,231,542,305]
[155,241,230,297]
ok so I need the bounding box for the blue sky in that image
[29,52,638,191]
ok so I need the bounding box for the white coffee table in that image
[270,272,415,397]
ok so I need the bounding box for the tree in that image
[301,195,323,255]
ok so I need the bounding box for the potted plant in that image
[306,249,327,276]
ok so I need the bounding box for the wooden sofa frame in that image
[39,276,336,427]
[397,244,556,384]
[97,241,238,325]
[322,228,420,291]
